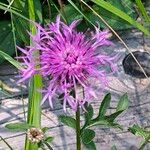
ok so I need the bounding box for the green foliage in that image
[135,0,150,25]
[42,127,49,133]
[83,93,128,130]
[63,4,83,24]
[0,50,22,69]
[84,104,94,126]
[59,115,76,129]
[60,93,128,149]
[97,93,111,118]
[84,140,96,150]
[129,124,150,140]
[91,0,150,36]
[45,136,54,143]
[81,129,95,144]
[128,125,150,150]
[116,93,128,112]
[0,21,16,64]
[5,122,33,131]
[87,0,137,30]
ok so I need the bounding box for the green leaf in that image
[68,0,95,27]
[0,21,15,64]
[0,50,22,69]
[86,0,137,30]
[59,115,76,129]
[63,4,83,24]
[97,93,111,118]
[84,141,96,150]
[0,3,30,21]
[116,93,128,112]
[24,0,43,149]
[128,124,150,140]
[106,110,124,122]
[91,0,150,36]
[42,127,49,133]
[87,119,122,130]
[12,0,30,44]
[81,129,95,144]
[111,145,118,150]
[45,136,54,143]
[135,0,150,25]
[84,104,94,123]
[5,122,33,131]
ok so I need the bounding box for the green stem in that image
[76,106,81,150]
[43,141,53,150]
[25,0,42,150]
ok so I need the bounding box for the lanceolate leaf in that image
[86,119,122,130]
[97,93,111,119]
[5,122,33,131]
[116,93,128,112]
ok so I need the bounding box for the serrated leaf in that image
[45,136,54,143]
[5,122,33,131]
[81,129,95,144]
[59,115,76,129]
[84,140,96,150]
[0,50,22,69]
[116,93,128,112]
[97,93,111,118]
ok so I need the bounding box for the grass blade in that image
[0,50,22,69]
[135,0,150,25]
[91,0,150,36]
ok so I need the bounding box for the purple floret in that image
[18,16,117,111]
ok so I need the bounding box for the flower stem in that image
[76,106,81,150]
[25,0,42,150]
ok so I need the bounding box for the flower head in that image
[18,16,117,111]
[27,128,44,143]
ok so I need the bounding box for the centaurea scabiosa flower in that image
[18,16,117,111]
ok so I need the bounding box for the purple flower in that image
[18,16,117,111]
